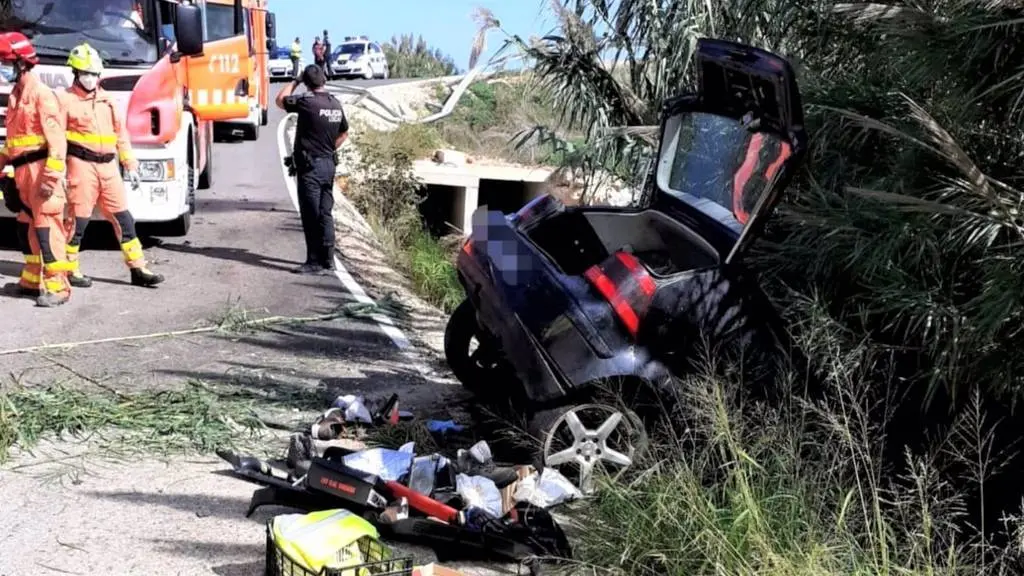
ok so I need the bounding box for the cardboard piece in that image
[500,465,536,514]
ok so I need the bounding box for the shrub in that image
[348,126,463,312]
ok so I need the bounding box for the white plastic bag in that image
[513,468,582,508]
[332,395,373,424]
[456,474,503,518]
[342,448,413,481]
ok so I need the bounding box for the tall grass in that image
[574,339,1024,575]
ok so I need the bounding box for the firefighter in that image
[0,32,72,307]
[63,43,164,288]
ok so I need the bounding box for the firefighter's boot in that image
[69,271,93,288]
[130,267,164,287]
[36,290,69,308]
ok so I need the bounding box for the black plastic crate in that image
[265,522,414,576]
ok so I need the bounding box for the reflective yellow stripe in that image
[21,270,40,284]
[119,150,134,163]
[44,280,65,292]
[24,254,41,264]
[69,260,80,271]
[6,134,46,148]
[122,238,144,262]
[46,157,65,172]
[44,260,75,273]
[67,132,118,146]
[66,245,80,255]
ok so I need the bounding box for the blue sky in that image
[273,0,554,71]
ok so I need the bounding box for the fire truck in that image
[211,0,271,141]
[0,0,274,236]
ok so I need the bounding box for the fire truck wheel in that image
[198,135,213,189]
[165,213,192,237]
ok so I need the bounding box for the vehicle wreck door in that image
[651,38,807,264]
[184,0,252,121]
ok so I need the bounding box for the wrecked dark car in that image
[444,38,807,492]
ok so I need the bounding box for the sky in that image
[272,0,555,71]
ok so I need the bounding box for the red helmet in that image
[0,32,39,66]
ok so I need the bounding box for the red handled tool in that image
[385,480,459,523]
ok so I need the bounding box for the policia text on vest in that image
[276,65,349,276]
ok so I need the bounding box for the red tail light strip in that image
[584,265,641,336]
[614,252,656,296]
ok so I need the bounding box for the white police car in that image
[330,37,389,80]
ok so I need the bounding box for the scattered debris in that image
[219,392,575,570]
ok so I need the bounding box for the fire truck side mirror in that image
[174,2,204,57]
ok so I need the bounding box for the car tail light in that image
[583,251,656,339]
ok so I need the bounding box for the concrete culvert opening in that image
[416,179,549,237]
[478,179,533,216]
[418,184,462,237]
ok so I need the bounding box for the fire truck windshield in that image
[1,0,159,65]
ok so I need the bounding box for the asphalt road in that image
[0,81,493,576]
[0,84,432,397]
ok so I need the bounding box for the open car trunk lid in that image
[649,38,807,264]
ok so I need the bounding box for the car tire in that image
[528,402,647,495]
[444,299,504,394]
[363,67,373,80]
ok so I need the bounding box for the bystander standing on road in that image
[289,37,302,78]
[321,30,332,77]
[275,65,349,275]
[312,36,324,75]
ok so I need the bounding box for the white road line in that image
[275,113,420,357]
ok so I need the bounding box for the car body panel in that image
[452,39,805,408]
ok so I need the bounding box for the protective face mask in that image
[0,64,16,84]
[77,73,99,92]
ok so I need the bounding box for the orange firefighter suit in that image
[0,71,71,298]
[63,83,150,276]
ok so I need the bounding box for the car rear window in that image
[656,112,791,230]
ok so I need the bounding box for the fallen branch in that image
[0,299,402,357]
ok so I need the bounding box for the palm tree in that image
[500,0,1024,539]
[383,33,459,78]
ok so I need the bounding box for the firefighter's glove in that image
[127,170,141,190]
[1,177,21,213]
[39,175,62,199]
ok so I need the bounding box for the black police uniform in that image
[283,90,349,269]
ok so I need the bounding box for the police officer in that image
[275,65,349,275]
